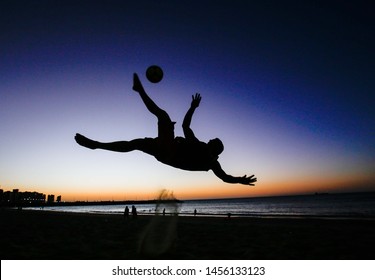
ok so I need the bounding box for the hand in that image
[239,174,257,186]
[191,93,201,109]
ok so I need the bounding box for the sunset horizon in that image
[2,176,374,202]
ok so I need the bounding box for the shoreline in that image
[2,208,375,259]
[18,207,375,221]
[10,191,374,221]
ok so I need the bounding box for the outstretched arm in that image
[211,161,257,186]
[182,93,201,141]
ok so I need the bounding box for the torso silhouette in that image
[155,136,218,171]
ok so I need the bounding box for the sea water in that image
[27,192,375,218]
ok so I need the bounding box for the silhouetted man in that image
[75,73,257,185]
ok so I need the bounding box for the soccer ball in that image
[146,65,163,83]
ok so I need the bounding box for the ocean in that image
[25,192,375,218]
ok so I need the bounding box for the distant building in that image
[21,191,46,204]
[12,189,20,204]
[56,195,61,203]
[47,194,55,203]
[2,190,12,204]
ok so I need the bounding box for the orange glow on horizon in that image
[3,175,374,202]
[39,178,375,202]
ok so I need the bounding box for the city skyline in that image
[0,188,61,205]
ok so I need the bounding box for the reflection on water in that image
[26,192,375,218]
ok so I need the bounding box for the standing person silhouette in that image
[124,206,129,219]
[75,73,257,186]
[131,205,137,218]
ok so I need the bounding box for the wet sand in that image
[1,208,375,259]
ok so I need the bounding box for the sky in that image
[1,0,374,201]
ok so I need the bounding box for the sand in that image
[1,208,375,260]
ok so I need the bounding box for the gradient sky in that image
[1,0,374,201]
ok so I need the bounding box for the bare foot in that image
[75,133,98,149]
[132,73,145,93]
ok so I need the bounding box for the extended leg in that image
[75,133,156,155]
[132,73,171,122]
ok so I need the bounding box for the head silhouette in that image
[208,138,224,156]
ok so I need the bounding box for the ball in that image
[146,65,163,83]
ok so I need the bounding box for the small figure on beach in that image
[162,208,166,216]
[132,205,137,218]
[124,206,129,219]
[194,209,197,216]
[75,73,257,185]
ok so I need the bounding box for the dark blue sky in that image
[1,0,374,200]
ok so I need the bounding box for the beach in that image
[1,208,375,260]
